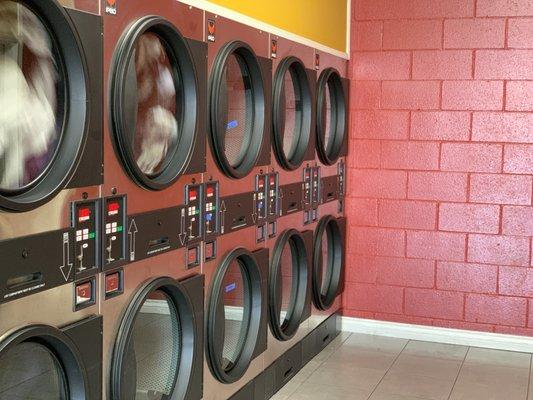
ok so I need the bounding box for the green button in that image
[89,232,95,239]
[117,226,123,232]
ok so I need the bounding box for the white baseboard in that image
[341,317,533,353]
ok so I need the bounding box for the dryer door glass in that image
[0,342,67,398]
[221,258,247,370]
[278,240,297,325]
[111,16,199,191]
[273,58,311,170]
[123,289,181,400]
[124,32,182,178]
[319,229,332,296]
[317,69,346,166]
[269,230,308,341]
[210,42,265,179]
[0,1,64,191]
[222,53,251,168]
[322,82,333,154]
[313,216,343,310]
[281,69,299,160]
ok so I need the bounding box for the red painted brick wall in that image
[345,0,533,335]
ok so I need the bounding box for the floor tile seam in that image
[446,346,471,400]
[363,339,411,400]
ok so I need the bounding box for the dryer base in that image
[230,312,341,400]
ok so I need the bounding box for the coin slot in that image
[7,272,43,290]
[232,216,247,230]
[148,237,169,248]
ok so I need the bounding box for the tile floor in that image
[272,332,533,400]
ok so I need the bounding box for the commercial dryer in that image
[204,12,271,210]
[0,282,102,399]
[100,250,204,400]
[263,209,313,381]
[202,225,269,400]
[314,50,349,217]
[0,0,103,298]
[269,34,316,189]
[102,0,207,273]
[304,51,348,334]
[307,204,346,332]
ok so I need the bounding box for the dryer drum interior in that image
[272,57,312,171]
[111,277,198,400]
[269,229,308,341]
[207,248,262,384]
[316,68,346,166]
[110,16,199,190]
[209,41,265,179]
[0,325,88,399]
[313,216,344,311]
[0,0,89,211]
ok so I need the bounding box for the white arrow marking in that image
[220,200,227,234]
[179,208,187,245]
[59,232,73,281]
[251,193,258,223]
[128,219,138,261]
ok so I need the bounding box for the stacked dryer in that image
[100,1,206,399]
[201,12,272,400]
[261,34,317,391]
[306,50,349,345]
[0,0,103,398]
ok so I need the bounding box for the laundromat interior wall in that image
[188,0,349,53]
[345,0,533,336]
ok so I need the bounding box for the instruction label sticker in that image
[207,19,216,42]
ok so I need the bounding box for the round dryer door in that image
[206,248,263,383]
[0,0,90,211]
[313,215,344,311]
[111,277,199,400]
[0,325,88,398]
[110,16,199,190]
[269,229,309,341]
[272,57,312,171]
[316,68,346,166]
[209,41,266,179]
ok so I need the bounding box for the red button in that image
[76,281,92,305]
[188,247,198,264]
[105,272,120,294]
[205,241,216,259]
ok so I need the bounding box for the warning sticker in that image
[105,0,117,15]
[207,19,216,42]
[271,39,278,59]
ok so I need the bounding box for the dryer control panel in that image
[312,166,321,208]
[102,195,127,271]
[185,184,202,243]
[71,199,100,280]
[303,167,313,208]
[267,172,279,219]
[254,174,268,222]
[204,181,219,240]
[338,160,345,198]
